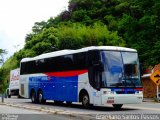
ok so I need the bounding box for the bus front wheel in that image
[82,93,90,107]
[112,104,123,109]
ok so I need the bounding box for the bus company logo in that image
[11,74,19,81]
[10,70,20,81]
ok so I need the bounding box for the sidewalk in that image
[143,98,158,102]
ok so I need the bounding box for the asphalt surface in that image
[0,104,87,120]
[1,96,160,120]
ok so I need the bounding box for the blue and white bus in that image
[19,46,143,109]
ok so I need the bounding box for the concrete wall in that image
[142,76,160,98]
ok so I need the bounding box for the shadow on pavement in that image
[25,101,138,112]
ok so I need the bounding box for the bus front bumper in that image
[101,94,143,105]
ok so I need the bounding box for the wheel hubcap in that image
[83,95,88,105]
[31,93,35,102]
[39,93,42,103]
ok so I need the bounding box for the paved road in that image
[0,104,42,114]
[0,104,85,120]
[1,96,160,120]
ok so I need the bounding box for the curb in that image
[1,102,75,116]
[0,102,5,105]
[0,102,97,119]
[2,102,64,114]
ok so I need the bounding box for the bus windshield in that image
[101,51,142,88]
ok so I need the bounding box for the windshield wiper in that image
[127,78,136,87]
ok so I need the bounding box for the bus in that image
[19,46,143,109]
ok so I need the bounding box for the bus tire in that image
[38,90,46,104]
[30,90,37,103]
[18,94,21,98]
[112,104,123,109]
[8,95,11,98]
[82,93,90,108]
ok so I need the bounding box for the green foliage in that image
[32,42,52,55]
[24,21,125,54]
[0,49,7,55]
[57,23,125,49]
[0,68,8,93]
[0,49,8,93]
[1,0,160,86]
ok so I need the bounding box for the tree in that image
[0,48,7,102]
[1,0,160,83]
[0,49,7,63]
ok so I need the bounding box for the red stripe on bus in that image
[44,70,88,77]
[134,87,143,91]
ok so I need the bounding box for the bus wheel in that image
[38,90,46,104]
[112,104,123,109]
[18,94,21,98]
[31,90,37,103]
[82,93,90,107]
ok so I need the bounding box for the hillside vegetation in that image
[0,0,160,91]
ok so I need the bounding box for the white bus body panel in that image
[78,73,143,106]
[19,75,29,98]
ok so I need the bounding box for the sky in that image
[0,0,69,60]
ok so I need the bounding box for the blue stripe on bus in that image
[29,76,78,102]
[111,88,136,94]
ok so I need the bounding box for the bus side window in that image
[73,52,87,70]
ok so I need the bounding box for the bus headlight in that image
[135,91,143,94]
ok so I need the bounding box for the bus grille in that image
[116,91,135,94]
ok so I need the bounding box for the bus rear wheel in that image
[82,93,90,107]
[38,90,46,104]
[30,90,37,103]
[112,104,123,109]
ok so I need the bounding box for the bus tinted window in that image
[20,52,87,75]
[73,52,86,70]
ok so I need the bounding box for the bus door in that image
[88,50,102,105]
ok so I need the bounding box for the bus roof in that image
[21,46,137,62]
